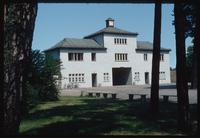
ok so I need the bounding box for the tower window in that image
[114,38,127,45]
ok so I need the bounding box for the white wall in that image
[60,49,112,88]
[133,51,171,85]
[52,33,171,89]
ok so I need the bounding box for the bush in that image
[23,50,62,113]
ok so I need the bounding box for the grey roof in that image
[84,27,138,38]
[106,17,114,21]
[44,38,106,52]
[136,41,171,52]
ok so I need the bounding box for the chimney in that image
[106,18,114,27]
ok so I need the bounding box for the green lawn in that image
[19,96,197,135]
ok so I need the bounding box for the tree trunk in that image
[174,2,190,132]
[3,3,37,134]
[0,0,5,135]
[194,1,200,134]
[191,41,197,89]
[150,0,162,115]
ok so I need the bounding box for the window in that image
[124,39,127,44]
[159,72,166,80]
[160,54,164,61]
[144,53,148,61]
[68,53,83,61]
[69,73,85,83]
[91,53,96,61]
[114,38,117,44]
[114,38,127,45]
[134,72,140,81]
[122,39,124,44]
[103,73,109,82]
[115,53,128,61]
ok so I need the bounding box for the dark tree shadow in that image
[144,84,176,89]
[21,97,197,135]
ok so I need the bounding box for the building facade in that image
[44,18,171,89]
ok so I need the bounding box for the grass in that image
[19,96,197,135]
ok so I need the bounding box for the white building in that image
[44,18,171,89]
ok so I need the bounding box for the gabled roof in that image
[44,38,106,52]
[136,41,171,52]
[84,27,138,38]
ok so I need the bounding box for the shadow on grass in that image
[21,97,197,135]
[144,84,176,89]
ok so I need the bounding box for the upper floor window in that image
[144,54,148,61]
[115,53,128,62]
[114,38,127,45]
[160,54,164,61]
[68,53,83,61]
[91,53,96,61]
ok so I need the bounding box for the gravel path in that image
[60,83,197,104]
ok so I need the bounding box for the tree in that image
[29,50,61,101]
[0,1,5,135]
[3,3,37,134]
[174,2,191,132]
[186,45,193,83]
[182,1,197,89]
[150,0,162,115]
[193,1,200,134]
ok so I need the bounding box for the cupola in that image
[106,18,114,27]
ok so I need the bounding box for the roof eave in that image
[44,47,107,52]
[84,32,138,38]
[136,49,171,52]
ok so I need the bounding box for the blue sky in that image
[32,3,192,68]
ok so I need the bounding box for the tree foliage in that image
[24,50,62,111]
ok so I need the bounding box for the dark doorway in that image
[112,67,132,86]
[145,72,149,84]
[92,73,97,87]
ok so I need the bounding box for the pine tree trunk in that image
[150,0,162,115]
[0,0,5,135]
[174,2,190,132]
[194,1,200,134]
[191,39,197,89]
[3,3,37,134]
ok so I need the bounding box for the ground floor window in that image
[69,73,85,82]
[159,72,166,80]
[103,73,109,82]
[134,72,140,81]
